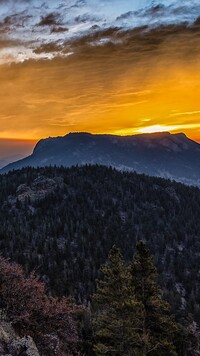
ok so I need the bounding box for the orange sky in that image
[0,138,37,166]
[1,56,200,143]
[1,19,200,146]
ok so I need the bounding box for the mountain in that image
[0,165,199,325]
[1,131,200,186]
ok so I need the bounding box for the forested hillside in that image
[0,165,199,325]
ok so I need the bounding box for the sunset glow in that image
[0,0,200,157]
[136,125,180,135]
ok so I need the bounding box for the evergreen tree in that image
[131,241,178,355]
[92,245,142,355]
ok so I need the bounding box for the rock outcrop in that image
[9,175,64,204]
[0,321,40,355]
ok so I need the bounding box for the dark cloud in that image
[145,4,166,15]
[74,13,101,24]
[133,4,168,19]
[1,0,200,65]
[51,26,68,33]
[132,2,200,23]
[56,0,86,11]
[116,4,172,23]
[0,12,32,32]
[116,11,134,21]
[38,12,62,27]
[193,16,200,26]
[33,41,63,54]
[59,21,200,64]
[70,0,86,9]
[31,20,200,63]
[116,5,166,23]
[90,24,100,31]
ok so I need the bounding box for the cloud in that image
[74,13,101,24]
[50,26,68,33]
[116,11,134,21]
[116,1,200,28]
[33,41,63,54]
[134,3,166,18]
[38,12,63,27]
[1,0,200,64]
[0,12,32,32]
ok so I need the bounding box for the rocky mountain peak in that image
[1,132,200,187]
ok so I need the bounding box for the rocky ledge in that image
[11,176,64,204]
[0,321,40,355]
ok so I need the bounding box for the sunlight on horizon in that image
[136,125,179,134]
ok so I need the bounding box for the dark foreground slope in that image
[1,132,200,186]
[0,165,199,323]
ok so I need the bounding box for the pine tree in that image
[131,241,178,356]
[92,245,142,355]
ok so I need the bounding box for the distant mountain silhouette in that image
[1,132,200,185]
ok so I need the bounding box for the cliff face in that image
[0,321,40,356]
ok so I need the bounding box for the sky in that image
[1,0,200,163]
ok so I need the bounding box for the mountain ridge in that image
[1,131,200,186]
